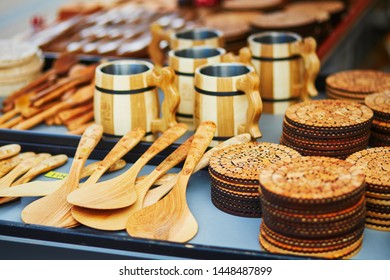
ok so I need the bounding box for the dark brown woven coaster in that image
[211,193,261,218]
[364,91,390,117]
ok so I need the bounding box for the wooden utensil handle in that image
[293,37,320,99]
[0,108,19,125]
[0,144,21,160]
[236,71,262,139]
[12,154,68,185]
[0,152,36,178]
[181,121,216,177]
[149,67,180,134]
[80,159,126,179]
[85,127,145,184]
[148,22,170,69]
[73,124,103,161]
[141,123,187,161]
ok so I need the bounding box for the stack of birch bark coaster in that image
[346,147,390,231]
[0,40,43,97]
[259,156,366,259]
[325,70,390,103]
[280,99,374,159]
[364,92,390,147]
[208,142,300,218]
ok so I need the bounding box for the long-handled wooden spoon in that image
[66,123,187,210]
[0,154,67,205]
[70,136,193,231]
[0,159,126,198]
[0,144,21,161]
[21,124,103,228]
[126,121,216,242]
[0,152,36,178]
[142,133,252,207]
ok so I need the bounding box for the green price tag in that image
[44,171,68,180]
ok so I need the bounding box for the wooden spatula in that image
[0,144,21,161]
[126,121,216,242]
[70,136,193,231]
[21,124,103,228]
[66,123,187,210]
[0,152,36,178]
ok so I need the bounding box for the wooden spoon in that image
[126,121,216,242]
[13,82,94,130]
[0,144,21,161]
[66,123,187,210]
[21,124,103,228]
[0,159,126,197]
[0,152,36,178]
[70,136,193,231]
[0,154,67,205]
[143,133,252,207]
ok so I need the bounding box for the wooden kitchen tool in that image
[143,133,252,207]
[67,123,187,209]
[0,152,36,178]
[0,159,126,198]
[126,121,216,242]
[21,124,103,228]
[0,144,21,160]
[13,81,94,130]
[71,136,193,231]
[0,154,67,205]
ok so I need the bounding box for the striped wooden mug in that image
[94,60,180,137]
[168,46,232,130]
[194,62,262,141]
[149,22,224,68]
[241,31,320,114]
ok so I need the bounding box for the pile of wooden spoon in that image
[0,53,96,134]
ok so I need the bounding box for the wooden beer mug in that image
[94,60,180,137]
[194,62,262,141]
[149,22,224,68]
[242,31,320,114]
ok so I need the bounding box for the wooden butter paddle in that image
[126,121,216,242]
[21,124,103,228]
[70,136,193,231]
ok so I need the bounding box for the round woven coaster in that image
[369,131,390,143]
[260,222,364,250]
[346,147,390,187]
[259,231,363,259]
[211,193,261,218]
[282,118,371,139]
[284,99,374,131]
[364,91,390,117]
[209,172,259,193]
[260,223,363,254]
[0,40,41,68]
[371,119,390,133]
[366,210,390,219]
[366,190,390,200]
[369,137,390,148]
[259,156,366,209]
[209,142,300,184]
[326,70,390,94]
[365,222,390,231]
[326,90,365,103]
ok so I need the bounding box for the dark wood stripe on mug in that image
[176,112,194,118]
[95,85,156,95]
[194,86,245,97]
[251,55,301,61]
[174,70,195,77]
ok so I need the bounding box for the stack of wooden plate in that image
[0,40,43,97]
[364,92,390,147]
[326,70,390,103]
[259,156,366,259]
[208,142,300,218]
[346,147,390,231]
[280,99,374,159]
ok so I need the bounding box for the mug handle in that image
[292,37,320,100]
[148,66,180,133]
[236,71,262,139]
[221,47,252,66]
[148,22,170,69]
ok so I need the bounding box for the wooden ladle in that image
[21,124,103,228]
[126,121,216,242]
[70,136,193,231]
[66,123,187,210]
